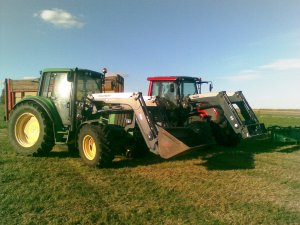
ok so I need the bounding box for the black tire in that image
[8,102,55,155]
[128,137,149,158]
[188,121,215,145]
[211,120,241,147]
[78,124,114,167]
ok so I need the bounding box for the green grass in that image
[255,109,300,127]
[1,107,300,224]
[0,104,7,128]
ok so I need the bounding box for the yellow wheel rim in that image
[15,113,40,147]
[82,135,96,160]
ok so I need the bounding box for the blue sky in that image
[1,0,300,108]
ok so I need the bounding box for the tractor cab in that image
[147,76,218,123]
[147,76,213,102]
[38,68,105,129]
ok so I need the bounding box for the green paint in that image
[108,114,116,125]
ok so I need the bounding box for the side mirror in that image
[67,71,74,82]
[209,83,213,92]
[170,83,175,93]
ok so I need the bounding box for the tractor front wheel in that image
[78,124,114,167]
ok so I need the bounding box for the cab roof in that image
[147,76,201,82]
[42,68,103,74]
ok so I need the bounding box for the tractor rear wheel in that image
[8,102,55,155]
[78,124,114,167]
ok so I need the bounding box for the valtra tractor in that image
[147,76,266,147]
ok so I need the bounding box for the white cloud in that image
[225,58,300,82]
[224,70,260,81]
[34,8,84,28]
[260,58,300,70]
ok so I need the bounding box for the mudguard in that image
[11,96,65,142]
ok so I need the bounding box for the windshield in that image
[181,81,199,96]
[77,71,102,100]
[152,81,177,103]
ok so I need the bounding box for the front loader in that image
[86,92,213,162]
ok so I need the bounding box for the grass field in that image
[1,104,300,224]
[255,109,300,127]
[0,104,6,129]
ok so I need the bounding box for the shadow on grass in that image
[23,136,300,170]
[110,136,300,170]
[189,136,300,171]
[45,150,80,159]
[195,150,255,170]
[278,145,300,153]
[37,145,80,159]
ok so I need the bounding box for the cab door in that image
[40,72,72,125]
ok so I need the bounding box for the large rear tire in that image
[8,102,55,155]
[78,124,114,167]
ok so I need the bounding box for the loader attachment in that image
[268,126,300,144]
[157,127,214,159]
[92,92,214,159]
[189,91,267,139]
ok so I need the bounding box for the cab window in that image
[182,82,197,97]
[41,72,71,99]
[152,81,177,103]
[77,72,102,100]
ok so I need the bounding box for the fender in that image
[11,96,65,142]
[77,119,100,132]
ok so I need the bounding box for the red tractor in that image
[147,76,266,147]
[147,76,222,124]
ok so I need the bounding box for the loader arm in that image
[91,92,158,152]
[91,92,210,158]
[189,91,266,139]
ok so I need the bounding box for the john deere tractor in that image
[8,68,106,156]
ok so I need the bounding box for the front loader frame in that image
[91,92,213,158]
[189,91,266,139]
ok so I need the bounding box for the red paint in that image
[4,79,39,120]
[147,76,178,81]
[147,76,182,95]
[4,79,11,120]
[214,108,219,121]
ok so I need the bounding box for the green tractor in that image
[8,68,111,163]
